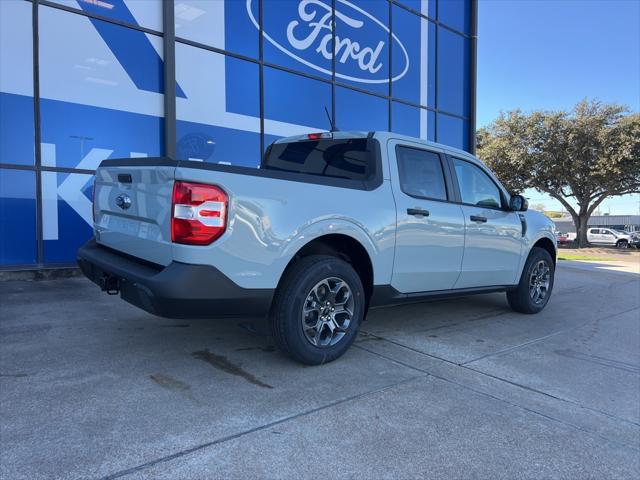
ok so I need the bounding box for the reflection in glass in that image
[0,169,36,265]
[391,5,435,108]
[437,113,468,150]
[175,0,258,59]
[264,67,332,129]
[335,86,388,132]
[0,0,35,166]
[437,27,469,117]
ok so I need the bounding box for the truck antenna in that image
[324,105,338,132]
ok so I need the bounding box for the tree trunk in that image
[574,213,591,248]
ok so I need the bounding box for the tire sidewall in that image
[280,258,365,364]
[521,248,555,312]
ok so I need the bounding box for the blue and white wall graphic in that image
[0,0,473,267]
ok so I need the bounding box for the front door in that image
[389,142,465,293]
[450,157,524,288]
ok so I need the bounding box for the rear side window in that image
[590,229,600,234]
[396,147,447,201]
[262,138,375,181]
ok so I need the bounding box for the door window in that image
[453,158,502,209]
[396,147,448,201]
[590,229,600,234]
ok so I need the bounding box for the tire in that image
[616,240,629,249]
[270,255,365,365]
[507,247,555,314]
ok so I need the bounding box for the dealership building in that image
[0,0,476,269]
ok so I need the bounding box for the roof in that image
[553,215,640,226]
[273,131,479,163]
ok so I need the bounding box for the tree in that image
[477,99,640,247]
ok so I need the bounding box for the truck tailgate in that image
[94,161,175,266]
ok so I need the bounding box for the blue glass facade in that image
[0,0,476,268]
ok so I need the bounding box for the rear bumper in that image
[77,238,274,319]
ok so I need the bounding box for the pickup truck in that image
[586,228,631,248]
[78,131,557,365]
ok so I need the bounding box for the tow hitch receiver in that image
[99,275,120,295]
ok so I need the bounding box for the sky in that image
[477,0,640,215]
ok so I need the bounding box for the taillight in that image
[307,132,332,140]
[171,181,228,245]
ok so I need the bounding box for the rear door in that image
[93,160,176,266]
[588,228,603,243]
[449,156,524,288]
[389,141,465,293]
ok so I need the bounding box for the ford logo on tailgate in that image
[246,0,409,84]
[115,194,132,210]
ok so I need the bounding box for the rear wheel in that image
[507,247,555,314]
[270,255,365,365]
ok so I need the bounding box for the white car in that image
[587,228,631,248]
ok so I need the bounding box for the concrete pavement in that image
[1,262,638,479]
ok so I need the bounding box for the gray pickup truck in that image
[78,131,557,364]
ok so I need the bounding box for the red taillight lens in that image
[307,132,332,140]
[171,181,228,245]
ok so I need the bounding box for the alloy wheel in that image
[529,260,551,304]
[301,277,354,347]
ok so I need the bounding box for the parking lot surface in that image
[1,262,639,479]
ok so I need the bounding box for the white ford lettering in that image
[287,0,385,74]
[246,0,410,84]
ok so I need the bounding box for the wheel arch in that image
[276,233,375,311]
[532,236,557,266]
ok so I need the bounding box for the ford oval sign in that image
[246,0,409,84]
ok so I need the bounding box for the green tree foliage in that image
[477,100,640,247]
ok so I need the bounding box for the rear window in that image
[262,138,376,181]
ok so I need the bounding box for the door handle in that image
[470,215,487,223]
[407,208,430,217]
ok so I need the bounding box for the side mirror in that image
[509,194,528,212]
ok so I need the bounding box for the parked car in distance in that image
[555,232,570,246]
[78,131,558,365]
[629,232,640,249]
[587,228,632,248]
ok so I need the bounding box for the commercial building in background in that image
[0,0,476,269]
[553,215,640,234]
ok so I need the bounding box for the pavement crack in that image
[101,375,423,480]
[461,364,640,428]
[461,305,640,366]
[355,343,640,451]
[460,329,571,366]
[359,330,461,367]
[553,349,640,374]
[360,305,640,430]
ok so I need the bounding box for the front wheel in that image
[616,240,629,249]
[270,255,365,365]
[507,247,555,314]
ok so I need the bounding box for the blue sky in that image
[477,0,640,215]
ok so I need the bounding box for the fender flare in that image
[275,217,381,282]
